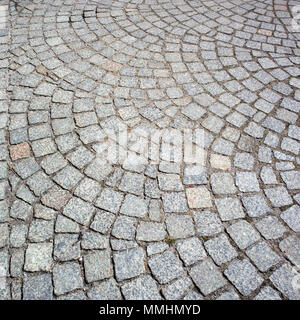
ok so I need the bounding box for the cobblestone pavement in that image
[0,0,300,300]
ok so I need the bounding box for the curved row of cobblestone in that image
[1,0,300,300]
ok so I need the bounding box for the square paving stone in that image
[158,173,184,191]
[227,220,260,249]
[121,275,162,300]
[84,157,113,182]
[113,247,145,281]
[118,172,144,196]
[210,154,231,170]
[31,138,57,157]
[90,209,115,234]
[53,89,73,103]
[95,188,124,214]
[212,138,234,156]
[53,262,83,295]
[28,124,52,141]
[255,216,287,239]
[204,234,238,266]
[28,219,54,242]
[56,133,80,154]
[40,152,68,174]
[84,250,113,283]
[24,243,53,272]
[10,224,28,247]
[183,165,207,185]
[12,157,40,179]
[165,214,195,239]
[241,195,271,217]
[74,177,101,202]
[176,237,207,266]
[189,258,227,296]
[63,197,95,225]
[120,194,148,218]
[10,199,33,221]
[148,250,184,284]
[162,276,194,300]
[279,235,300,267]
[162,192,188,213]
[23,274,53,300]
[51,118,75,136]
[215,197,245,221]
[87,278,122,300]
[224,259,263,296]
[81,232,109,250]
[211,172,237,194]
[234,152,254,170]
[280,171,300,190]
[54,234,81,261]
[136,222,166,242]
[280,205,300,232]
[67,146,94,169]
[264,187,293,207]
[270,264,300,300]
[193,210,223,236]
[112,216,136,240]
[145,178,160,199]
[181,103,206,120]
[53,166,83,190]
[235,172,260,192]
[186,186,212,208]
[41,185,72,210]
[246,241,281,272]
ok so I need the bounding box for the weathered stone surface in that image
[148,250,184,284]
[224,259,264,296]
[9,142,31,161]
[165,214,195,239]
[84,250,113,283]
[87,279,122,300]
[23,274,53,300]
[24,243,53,272]
[190,259,227,295]
[113,248,145,281]
[121,275,162,300]
[53,262,83,295]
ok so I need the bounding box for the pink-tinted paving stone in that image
[274,5,287,10]
[9,142,31,161]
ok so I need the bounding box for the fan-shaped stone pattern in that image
[3,0,300,300]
